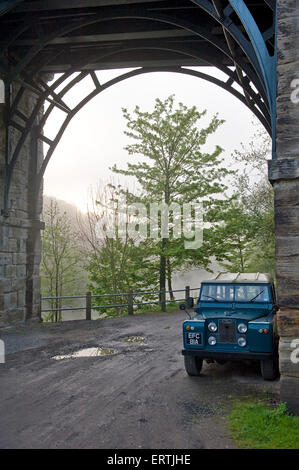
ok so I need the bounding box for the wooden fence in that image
[41,286,200,321]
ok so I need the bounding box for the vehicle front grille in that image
[219,319,236,343]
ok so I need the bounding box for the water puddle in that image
[123,336,146,343]
[52,347,116,360]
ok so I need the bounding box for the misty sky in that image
[43,66,264,212]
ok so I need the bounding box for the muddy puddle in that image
[123,336,146,343]
[52,347,116,360]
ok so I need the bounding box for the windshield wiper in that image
[249,290,265,303]
[201,295,219,302]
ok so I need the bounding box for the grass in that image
[41,301,183,323]
[134,301,182,315]
[228,400,299,449]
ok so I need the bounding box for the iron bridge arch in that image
[0,0,277,216]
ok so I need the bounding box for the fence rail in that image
[41,286,200,321]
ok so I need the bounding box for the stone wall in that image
[268,0,299,414]
[0,82,44,327]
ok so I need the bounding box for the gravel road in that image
[0,312,279,449]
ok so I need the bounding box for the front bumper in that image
[182,349,275,361]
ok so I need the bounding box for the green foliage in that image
[111,95,231,291]
[213,127,275,276]
[212,201,256,272]
[112,95,228,203]
[78,184,159,316]
[86,238,157,315]
[41,199,85,321]
[83,107,275,313]
[229,400,299,449]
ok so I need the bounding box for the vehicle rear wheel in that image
[184,355,203,376]
[260,357,278,381]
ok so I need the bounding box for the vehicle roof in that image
[202,272,273,284]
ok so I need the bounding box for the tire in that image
[184,355,203,376]
[260,358,278,381]
[216,360,227,365]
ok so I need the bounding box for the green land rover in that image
[181,273,279,381]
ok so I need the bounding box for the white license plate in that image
[186,332,202,345]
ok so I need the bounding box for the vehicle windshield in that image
[200,284,270,303]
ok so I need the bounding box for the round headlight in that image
[238,323,247,334]
[208,322,217,332]
[238,337,247,347]
[208,336,217,346]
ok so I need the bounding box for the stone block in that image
[277,309,299,337]
[29,303,41,318]
[274,206,299,237]
[16,265,26,278]
[8,238,17,252]
[4,265,16,278]
[4,292,17,310]
[15,210,29,220]
[0,253,12,266]
[0,279,12,295]
[273,181,299,206]
[17,239,27,253]
[0,308,24,326]
[17,289,25,308]
[0,233,8,252]
[12,253,27,265]
[279,337,299,377]
[9,226,27,239]
[280,376,299,415]
[11,279,25,291]
[269,158,299,183]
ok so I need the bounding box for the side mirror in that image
[179,303,186,310]
[187,297,194,308]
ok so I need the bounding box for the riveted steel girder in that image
[0,0,277,216]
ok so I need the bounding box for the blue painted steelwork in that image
[228,0,277,158]
[191,0,277,158]
[0,0,22,16]
[0,1,278,215]
[191,0,264,81]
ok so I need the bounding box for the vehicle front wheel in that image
[260,358,278,381]
[184,355,203,376]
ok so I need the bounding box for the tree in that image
[111,95,232,296]
[211,201,257,272]
[77,184,157,315]
[41,199,84,321]
[213,126,275,276]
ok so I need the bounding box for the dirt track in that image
[0,311,279,449]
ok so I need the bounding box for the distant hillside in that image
[43,195,86,231]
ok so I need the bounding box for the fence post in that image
[40,294,43,322]
[128,290,134,315]
[185,285,190,302]
[161,287,166,312]
[86,291,91,321]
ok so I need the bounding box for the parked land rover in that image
[181,273,279,380]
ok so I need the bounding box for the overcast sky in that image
[43,66,263,212]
